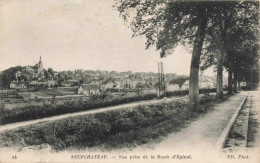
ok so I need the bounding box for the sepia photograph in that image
[0,0,259,162]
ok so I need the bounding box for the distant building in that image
[22,66,34,74]
[123,79,137,89]
[10,81,28,89]
[47,80,56,87]
[101,82,114,90]
[114,75,123,80]
[182,80,189,90]
[115,80,124,89]
[12,56,52,89]
[29,80,38,85]
[37,56,44,79]
[167,83,180,91]
[78,84,100,96]
[15,71,21,80]
[28,78,56,87]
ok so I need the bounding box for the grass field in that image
[0,94,229,152]
[0,88,218,125]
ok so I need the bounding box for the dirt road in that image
[131,91,249,152]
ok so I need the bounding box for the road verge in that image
[215,92,248,150]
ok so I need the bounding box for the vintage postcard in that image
[0,0,259,162]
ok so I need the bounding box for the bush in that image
[165,90,189,97]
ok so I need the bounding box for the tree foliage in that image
[0,66,22,88]
[116,1,219,57]
[169,77,189,88]
[200,1,259,75]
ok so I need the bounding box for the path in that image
[131,91,249,153]
[223,90,260,152]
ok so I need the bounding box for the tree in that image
[0,73,4,90]
[201,2,238,97]
[200,1,259,96]
[79,79,84,85]
[56,74,64,86]
[20,74,29,81]
[228,28,259,89]
[47,68,54,76]
[44,69,49,79]
[0,66,22,88]
[169,77,189,88]
[224,2,259,93]
[32,64,38,70]
[213,2,237,97]
[116,1,225,111]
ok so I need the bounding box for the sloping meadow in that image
[0,95,216,151]
[0,93,158,125]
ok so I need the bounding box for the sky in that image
[0,0,215,76]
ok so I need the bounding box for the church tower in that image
[37,56,44,78]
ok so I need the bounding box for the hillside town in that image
[1,56,226,99]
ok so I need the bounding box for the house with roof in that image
[78,84,100,96]
[10,81,29,89]
[29,78,56,87]
[167,83,180,91]
[114,80,124,89]
[100,82,114,90]
[123,78,137,89]
[47,80,56,87]
[182,80,189,90]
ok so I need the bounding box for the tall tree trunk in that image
[189,8,207,112]
[250,69,253,86]
[216,50,224,99]
[234,69,238,93]
[238,80,241,91]
[246,80,249,86]
[158,62,161,97]
[227,51,233,95]
[228,69,233,94]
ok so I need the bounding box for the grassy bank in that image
[0,88,218,125]
[0,94,225,151]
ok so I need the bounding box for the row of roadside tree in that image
[115,0,259,112]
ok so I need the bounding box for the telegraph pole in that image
[158,62,161,97]
[161,62,165,97]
